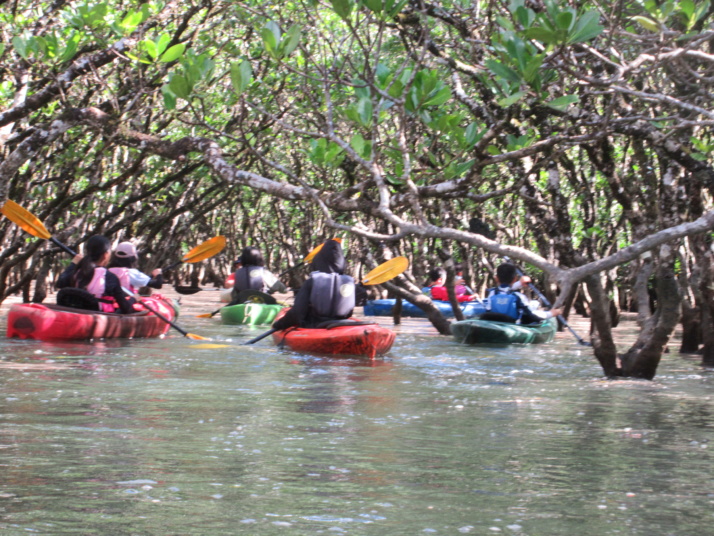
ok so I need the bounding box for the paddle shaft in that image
[243,328,277,345]
[51,237,77,256]
[504,257,591,346]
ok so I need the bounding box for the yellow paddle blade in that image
[304,237,342,263]
[191,343,232,349]
[361,256,409,285]
[186,332,211,340]
[1,200,51,240]
[182,236,226,263]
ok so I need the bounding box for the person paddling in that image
[108,241,163,294]
[55,235,135,314]
[228,246,286,305]
[272,239,355,330]
[482,263,562,324]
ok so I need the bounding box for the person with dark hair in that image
[483,262,561,324]
[454,262,475,297]
[55,235,135,314]
[272,239,355,330]
[108,242,163,294]
[229,246,286,304]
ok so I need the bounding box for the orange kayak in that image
[6,296,178,341]
[272,319,396,359]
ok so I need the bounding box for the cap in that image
[115,242,138,258]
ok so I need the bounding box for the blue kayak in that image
[363,299,487,319]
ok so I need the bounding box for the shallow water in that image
[1,310,713,535]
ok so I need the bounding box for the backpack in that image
[56,287,113,312]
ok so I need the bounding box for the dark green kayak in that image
[220,303,285,325]
[451,316,557,345]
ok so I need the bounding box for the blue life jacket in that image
[310,272,355,318]
[488,287,520,321]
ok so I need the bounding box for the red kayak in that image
[272,318,396,359]
[6,296,178,341]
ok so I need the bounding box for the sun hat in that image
[115,242,138,258]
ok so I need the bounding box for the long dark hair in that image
[239,246,264,267]
[74,235,111,289]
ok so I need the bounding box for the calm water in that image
[1,312,713,535]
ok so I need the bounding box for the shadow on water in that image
[1,310,714,535]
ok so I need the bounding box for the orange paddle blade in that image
[182,236,226,263]
[1,200,51,240]
[304,238,342,263]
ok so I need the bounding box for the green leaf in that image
[523,27,560,44]
[261,21,281,57]
[423,86,451,107]
[363,0,382,13]
[485,59,522,85]
[568,11,604,43]
[281,25,302,57]
[498,90,528,107]
[631,15,660,32]
[169,74,191,100]
[350,133,365,156]
[161,85,177,110]
[160,43,185,63]
[156,34,171,56]
[230,60,252,95]
[12,37,28,60]
[556,11,574,31]
[0,43,5,57]
[330,0,354,20]
[59,33,81,63]
[357,97,373,127]
[545,94,579,111]
[144,39,157,59]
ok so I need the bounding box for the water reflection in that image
[1,317,714,535]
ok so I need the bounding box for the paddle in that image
[121,287,209,340]
[504,256,592,347]
[164,235,226,271]
[197,240,342,319]
[1,199,212,341]
[1,200,77,255]
[243,255,410,345]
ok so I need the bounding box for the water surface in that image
[1,312,713,535]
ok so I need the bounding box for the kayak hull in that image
[6,297,178,341]
[364,298,487,319]
[451,317,558,345]
[220,303,285,325]
[272,322,396,359]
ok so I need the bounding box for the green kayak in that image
[220,303,285,325]
[451,316,557,345]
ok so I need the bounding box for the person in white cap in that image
[107,242,163,294]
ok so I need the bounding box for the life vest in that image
[487,287,520,321]
[234,266,265,292]
[309,272,355,318]
[86,267,117,313]
[108,267,134,293]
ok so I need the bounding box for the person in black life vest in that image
[483,263,562,324]
[55,235,135,314]
[228,246,286,305]
[272,239,355,330]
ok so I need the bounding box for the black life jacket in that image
[56,287,114,312]
[234,266,265,292]
[309,272,355,318]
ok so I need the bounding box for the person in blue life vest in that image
[483,263,562,324]
[272,239,356,330]
[108,242,163,294]
[228,246,286,304]
[55,235,135,314]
